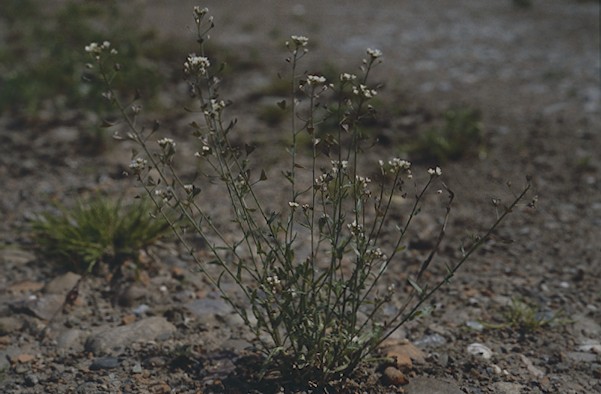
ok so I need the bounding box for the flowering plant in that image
[85,6,529,389]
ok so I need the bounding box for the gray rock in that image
[26,294,64,321]
[406,377,464,394]
[56,328,83,351]
[84,316,176,355]
[185,297,233,319]
[0,248,36,265]
[44,272,81,294]
[491,382,525,394]
[565,351,598,363]
[90,357,120,370]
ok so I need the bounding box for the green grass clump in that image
[406,107,484,163]
[32,198,170,274]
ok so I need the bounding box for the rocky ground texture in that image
[1,1,600,393]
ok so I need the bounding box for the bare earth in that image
[1,1,600,393]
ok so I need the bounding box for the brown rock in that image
[8,280,44,293]
[383,366,409,386]
[15,354,34,363]
[386,349,413,371]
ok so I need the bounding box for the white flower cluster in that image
[193,6,208,19]
[157,137,176,149]
[184,54,210,76]
[367,247,387,261]
[366,48,383,59]
[428,166,443,176]
[85,41,117,60]
[289,35,309,47]
[379,158,412,177]
[154,187,174,202]
[352,84,377,99]
[288,201,300,208]
[204,99,226,118]
[356,175,372,198]
[347,219,364,237]
[331,160,348,174]
[266,275,282,292]
[129,157,147,172]
[306,74,326,86]
[340,73,357,82]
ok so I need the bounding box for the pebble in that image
[465,320,484,331]
[90,357,120,370]
[26,294,65,320]
[565,351,598,363]
[382,366,408,386]
[24,373,39,387]
[414,333,447,348]
[44,272,81,294]
[405,376,463,394]
[491,382,525,394]
[132,363,143,374]
[467,343,493,360]
[520,354,545,378]
[85,316,176,355]
[56,328,83,351]
[185,297,233,320]
[0,316,24,335]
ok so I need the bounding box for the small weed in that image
[404,107,484,163]
[485,298,562,332]
[32,197,170,274]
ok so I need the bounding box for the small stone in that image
[414,333,447,348]
[56,329,83,350]
[44,272,81,294]
[405,376,464,394]
[118,284,148,307]
[491,382,526,394]
[132,363,143,374]
[26,294,64,320]
[382,366,408,386]
[122,314,136,325]
[467,343,493,360]
[8,280,44,293]
[0,316,23,335]
[465,321,484,331]
[386,350,413,371]
[382,340,426,364]
[15,353,35,363]
[25,373,39,386]
[85,316,176,355]
[520,354,545,378]
[90,357,120,370]
[565,351,598,363]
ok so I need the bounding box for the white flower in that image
[340,73,357,82]
[352,84,377,99]
[306,74,326,86]
[193,6,209,18]
[290,35,309,47]
[84,42,100,54]
[129,157,147,171]
[184,54,210,76]
[367,48,383,59]
[388,158,411,171]
[184,184,194,193]
[428,166,442,176]
[331,160,348,174]
[157,138,176,148]
[288,201,300,208]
